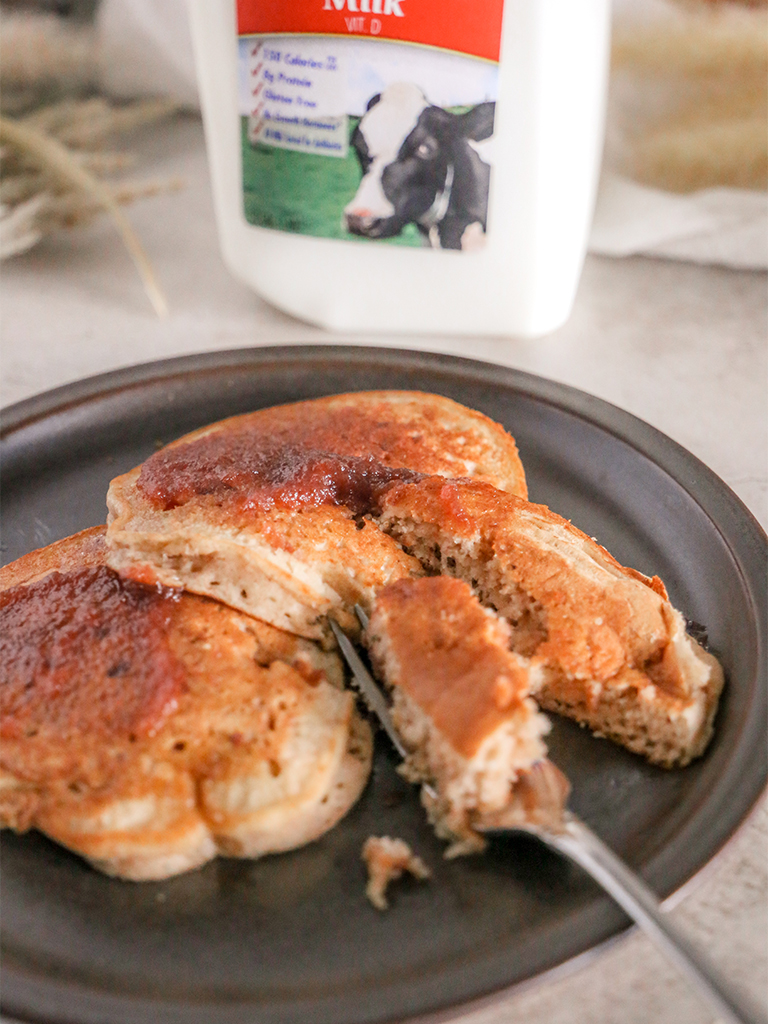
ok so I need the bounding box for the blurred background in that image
[1,0,766,279]
[0,4,766,1024]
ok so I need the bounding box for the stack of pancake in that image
[0,392,724,879]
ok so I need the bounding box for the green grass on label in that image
[241,117,425,247]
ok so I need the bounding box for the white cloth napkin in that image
[95,0,768,271]
[589,173,768,270]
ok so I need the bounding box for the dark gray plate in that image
[1,346,766,1024]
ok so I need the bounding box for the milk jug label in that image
[237,0,504,251]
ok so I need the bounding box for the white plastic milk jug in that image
[189,0,611,337]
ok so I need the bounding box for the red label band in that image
[237,0,504,63]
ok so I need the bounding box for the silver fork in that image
[329,609,766,1024]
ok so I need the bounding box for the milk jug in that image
[188,0,610,336]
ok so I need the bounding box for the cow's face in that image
[344,83,469,240]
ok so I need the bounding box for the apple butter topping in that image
[1,566,185,750]
[137,433,426,515]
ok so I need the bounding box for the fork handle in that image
[543,815,767,1024]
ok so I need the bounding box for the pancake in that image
[105,391,527,641]
[0,528,372,880]
[376,478,724,767]
[366,577,550,853]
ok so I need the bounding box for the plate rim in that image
[1,344,766,1024]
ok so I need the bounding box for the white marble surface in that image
[1,116,766,1024]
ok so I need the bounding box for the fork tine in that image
[329,616,438,801]
[354,603,369,629]
[329,618,408,761]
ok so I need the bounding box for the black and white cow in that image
[343,82,494,251]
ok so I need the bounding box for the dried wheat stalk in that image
[611,2,768,191]
[0,97,181,316]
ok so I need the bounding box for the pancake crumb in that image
[362,835,431,910]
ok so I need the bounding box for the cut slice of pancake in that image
[366,577,550,854]
[106,391,528,641]
[0,528,372,880]
[376,478,724,768]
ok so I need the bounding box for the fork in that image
[329,610,766,1024]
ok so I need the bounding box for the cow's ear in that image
[366,93,382,111]
[419,105,452,136]
[460,102,495,142]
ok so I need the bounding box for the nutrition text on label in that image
[247,40,349,158]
